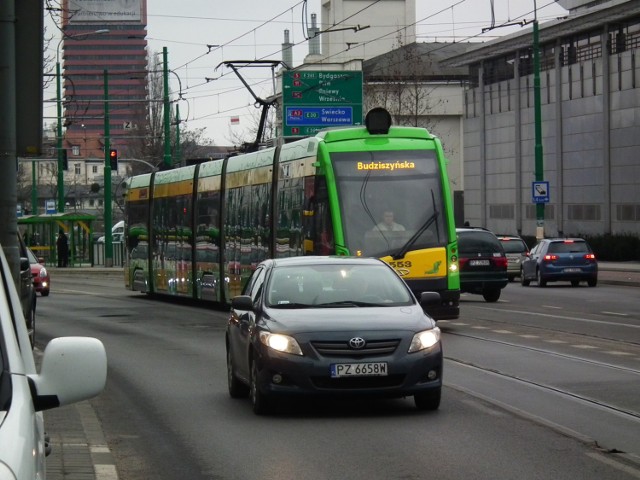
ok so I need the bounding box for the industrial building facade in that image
[446,1,640,237]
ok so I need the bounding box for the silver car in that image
[0,242,107,479]
[498,235,530,281]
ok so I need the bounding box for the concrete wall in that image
[463,42,640,237]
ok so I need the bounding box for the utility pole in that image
[175,103,181,167]
[103,69,113,267]
[533,2,545,240]
[31,160,37,214]
[56,60,65,213]
[163,47,172,168]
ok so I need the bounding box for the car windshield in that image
[501,239,528,254]
[548,241,590,254]
[266,263,414,308]
[457,231,502,255]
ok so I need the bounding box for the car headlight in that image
[408,327,441,353]
[259,332,303,356]
[39,268,48,278]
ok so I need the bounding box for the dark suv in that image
[456,227,508,302]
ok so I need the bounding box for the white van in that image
[97,221,125,243]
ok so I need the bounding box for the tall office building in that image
[60,0,148,161]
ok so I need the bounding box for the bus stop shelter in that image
[18,212,97,267]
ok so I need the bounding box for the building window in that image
[617,204,640,221]
[489,204,515,219]
[72,145,80,156]
[89,199,95,207]
[567,204,601,221]
[525,204,555,220]
[74,163,81,175]
[92,165,98,174]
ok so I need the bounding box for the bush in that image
[581,233,640,261]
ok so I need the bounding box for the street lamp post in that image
[56,29,109,214]
[533,2,545,239]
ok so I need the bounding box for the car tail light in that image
[543,254,558,262]
[584,253,596,261]
[458,258,469,268]
[494,256,508,268]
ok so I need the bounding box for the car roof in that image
[456,227,496,235]
[542,237,587,242]
[268,256,384,268]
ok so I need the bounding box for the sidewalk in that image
[42,261,640,479]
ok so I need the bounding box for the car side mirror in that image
[20,257,30,271]
[231,295,254,311]
[29,337,107,412]
[419,291,441,308]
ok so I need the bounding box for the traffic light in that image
[109,149,118,170]
[62,149,68,170]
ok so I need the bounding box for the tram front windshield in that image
[331,150,447,258]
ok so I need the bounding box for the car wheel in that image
[536,269,546,287]
[414,388,441,411]
[227,348,249,398]
[571,280,580,287]
[250,358,272,415]
[482,288,501,302]
[588,278,598,287]
[520,269,530,286]
[41,289,50,297]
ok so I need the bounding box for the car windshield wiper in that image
[269,302,312,309]
[392,190,440,260]
[313,301,389,308]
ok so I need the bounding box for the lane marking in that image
[471,306,640,329]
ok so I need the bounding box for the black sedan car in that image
[226,256,443,415]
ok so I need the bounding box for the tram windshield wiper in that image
[392,190,439,260]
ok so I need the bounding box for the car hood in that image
[262,305,435,334]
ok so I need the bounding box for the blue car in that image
[521,238,598,287]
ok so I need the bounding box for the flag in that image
[230,116,240,125]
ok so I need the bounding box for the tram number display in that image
[331,362,388,378]
[388,260,412,269]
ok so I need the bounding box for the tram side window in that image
[313,178,333,255]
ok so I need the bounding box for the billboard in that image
[69,0,142,22]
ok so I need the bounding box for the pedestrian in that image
[56,229,69,267]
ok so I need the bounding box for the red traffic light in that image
[109,149,118,169]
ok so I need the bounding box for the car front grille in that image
[311,339,400,357]
[311,375,405,389]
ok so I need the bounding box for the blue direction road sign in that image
[285,107,353,126]
[532,181,550,203]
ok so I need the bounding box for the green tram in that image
[124,109,460,319]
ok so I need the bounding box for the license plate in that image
[564,267,581,273]
[470,259,490,266]
[330,362,388,378]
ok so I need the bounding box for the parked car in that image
[17,233,37,346]
[456,227,509,302]
[226,256,443,415]
[0,241,107,479]
[521,238,598,287]
[27,247,50,296]
[497,235,530,281]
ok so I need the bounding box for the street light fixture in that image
[56,29,109,213]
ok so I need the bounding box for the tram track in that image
[443,330,640,421]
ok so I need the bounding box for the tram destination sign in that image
[282,70,363,137]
